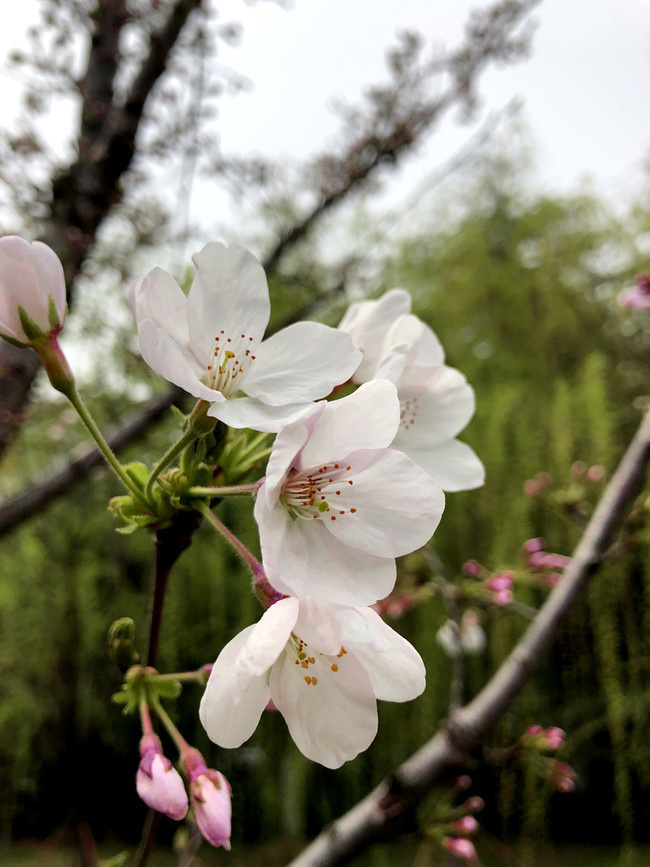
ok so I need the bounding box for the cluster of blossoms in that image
[0,236,484,844]
[128,240,483,770]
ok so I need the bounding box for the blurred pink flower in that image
[619,275,650,310]
[444,837,478,861]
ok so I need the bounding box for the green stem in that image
[145,428,197,502]
[238,446,273,472]
[187,483,259,498]
[151,670,204,684]
[66,386,150,508]
[151,694,190,755]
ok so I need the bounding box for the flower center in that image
[399,395,419,431]
[288,634,348,686]
[203,330,256,396]
[281,463,357,522]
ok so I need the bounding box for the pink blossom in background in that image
[618,274,650,310]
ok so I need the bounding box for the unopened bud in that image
[443,837,478,861]
[108,618,140,671]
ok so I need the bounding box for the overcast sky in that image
[0,0,648,231]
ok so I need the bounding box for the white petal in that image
[293,597,346,656]
[395,365,476,448]
[199,626,271,748]
[296,380,400,471]
[402,437,485,492]
[137,319,224,402]
[254,496,396,606]
[262,421,314,508]
[350,608,426,702]
[325,448,445,558]
[130,267,190,350]
[235,598,299,685]
[386,315,445,370]
[270,644,378,768]
[339,288,412,382]
[208,396,312,432]
[244,321,361,405]
[0,236,66,338]
[186,242,270,359]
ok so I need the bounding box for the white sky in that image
[0,0,648,231]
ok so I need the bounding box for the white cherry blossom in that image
[0,235,66,344]
[199,596,426,769]
[254,380,445,606]
[338,289,484,492]
[130,242,361,432]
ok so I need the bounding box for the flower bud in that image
[0,235,66,345]
[183,749,232,850]
[449,815,479,836]
[136,735,188,821]
[549,760,577,792]
[444,837,478,861]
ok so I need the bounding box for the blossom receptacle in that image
[130,242,361,432]
[182,749,232,850]
[254,379,445,606]
[338,288,484,492]
[200,596,425,769]
[135,734,188,821]
[0,235,66,345]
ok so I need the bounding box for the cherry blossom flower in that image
[254,380,445,606]
[135,735,188,821]
[130,242,361,432]
[338,288,484,491]
[199,596,426,769]
[0,235,66,345]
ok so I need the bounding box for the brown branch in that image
[263,0,540,274]
[289,410,650,866]
[0,386,184,538]
[0,0,206,461]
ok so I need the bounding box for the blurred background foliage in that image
[2,143,650,864]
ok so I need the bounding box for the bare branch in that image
[0,386,184,538]
[289,410,650,866]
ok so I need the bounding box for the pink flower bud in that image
[549,761,577,792]
[453,775,472,792]
[450,815,479,836]
[541,572,561,588]
[528,551,571,570]
[523,537,545,554]
[619,275,650,310]
[523,479,541,496]
[462,560,482,576]
[183,750,232,850]
[444,837,478,861]
[485,573,513,592]
[525,725,544,738]
[544,727,565,750]
[461,796,485,814]
[492,588,512,606]
[135,736,188,821]
[0,235,67,344]
[570,460,586,478]
[586,465,604,482]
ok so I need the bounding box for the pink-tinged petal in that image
[186,242,270,359]
[297,380,400,470]
[130,267,190,349]
[235,598,299,683]
[199,625,270,748]
[137,319,224,402]
[387,314,445,370]
[191,772,232,849]
[325,448,445,558]
[270,644,378,768]
[208,395,313,433]
[0,236,66,339]
[244,321,361,405]
[254,496,396,606]
[338,288,412,382]
[293,597,348,655]
[401,437,485,492]
[395,366,476,448]
[350,608,426,702]
[373,342,410,384]
[262,421,314,508]
[136,754,188,820]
